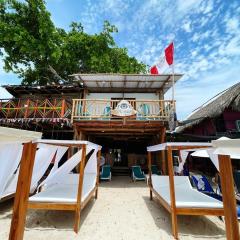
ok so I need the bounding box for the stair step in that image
[112,167,130,176]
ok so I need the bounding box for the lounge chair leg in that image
[171,212,178,239]
[150,189,153,200]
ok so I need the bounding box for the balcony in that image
[0,98,72,120]
[71,99,175,123]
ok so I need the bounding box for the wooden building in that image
[70,73,182,172]
[177,82,240,140]
[0,73,182,172]
[0,84,83,139]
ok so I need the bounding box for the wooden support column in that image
[148,151,153,200]
[160,127,167,174]
[74,144,87,233]
[9,142,37,240]
[95,150,101,199]
[218,154,239,240]
[167,146,178,239]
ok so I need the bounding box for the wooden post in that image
[148,151,153,200]
[61,99,66,118]
[9,142,37,240]
[24,99,30,119]
[218,154,240,240]
[95,150,101,199]
[167,146,178,239]
[160,127,166,174]
[74,144,87,233]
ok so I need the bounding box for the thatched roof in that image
[177,82,240,133]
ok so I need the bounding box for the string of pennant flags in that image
[0,118,72,126]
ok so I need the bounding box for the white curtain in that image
[3,144,68,196]
[39,146,91,188]
[0,143,23,198]
[50,145,68,173]
[84,148,98,175]
[39,145,99,188]
[30,144,60,190]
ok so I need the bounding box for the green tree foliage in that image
[0,0,147,85]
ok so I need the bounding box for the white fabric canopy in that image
[147,142,211,152]
[212,138,240,156]
[0,144,23,198]
[31,142,100,203]
[0,126,42,144]
[37,139,101,151]
[39,144,99,189]
[30,144,68,190]
[2,144,68,198]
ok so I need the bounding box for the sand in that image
[0,176,229,240]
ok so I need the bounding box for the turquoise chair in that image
[100,165,111,181]
[102,106,111,120]
[132,166,146,181]
[151,165,161,175]
[137,103,150,120]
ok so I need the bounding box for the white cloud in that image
[177,0,203,13]
[226,17,239,33]
[182,21,191,32]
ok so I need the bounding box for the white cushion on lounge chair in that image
[151,175,223,208]
[29,173,96,203]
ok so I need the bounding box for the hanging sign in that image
[111,100,137,117]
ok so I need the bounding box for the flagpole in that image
[172,64,175,110]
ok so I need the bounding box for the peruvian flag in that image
[150,42,174,74]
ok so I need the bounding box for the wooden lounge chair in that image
[26,141,102,233]
[132,165,146,181]
[100,165,111,181]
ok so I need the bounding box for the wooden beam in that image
[78,128,160,132]
[167,146,178,239]
[160,127,167,174]
[28,202,76,211]
[218,154,240,240]
[159,75,171,92]
[95,150,101,199]
[148,152,153,200]
[74,144,86,233]
[9,142,37,240]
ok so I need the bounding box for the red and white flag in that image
[150,42,174,74]
[165,42,174,65]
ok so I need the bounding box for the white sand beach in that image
[0,176,230,240]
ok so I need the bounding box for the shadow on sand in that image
[142,195,226,239]
[0,198,14,220]
[99,176,147,189]
[25,197,96,232]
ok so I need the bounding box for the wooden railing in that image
[0,98,72,119]
[71,99,175,122]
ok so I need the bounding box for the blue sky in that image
[1,0,240,120]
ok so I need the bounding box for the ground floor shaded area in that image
[0,176,230,240]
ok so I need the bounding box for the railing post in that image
[61,99,66,118]
[71,100,76,123]
[33,100,38,118]
[43,99,47,118]
[24,99,30,119]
